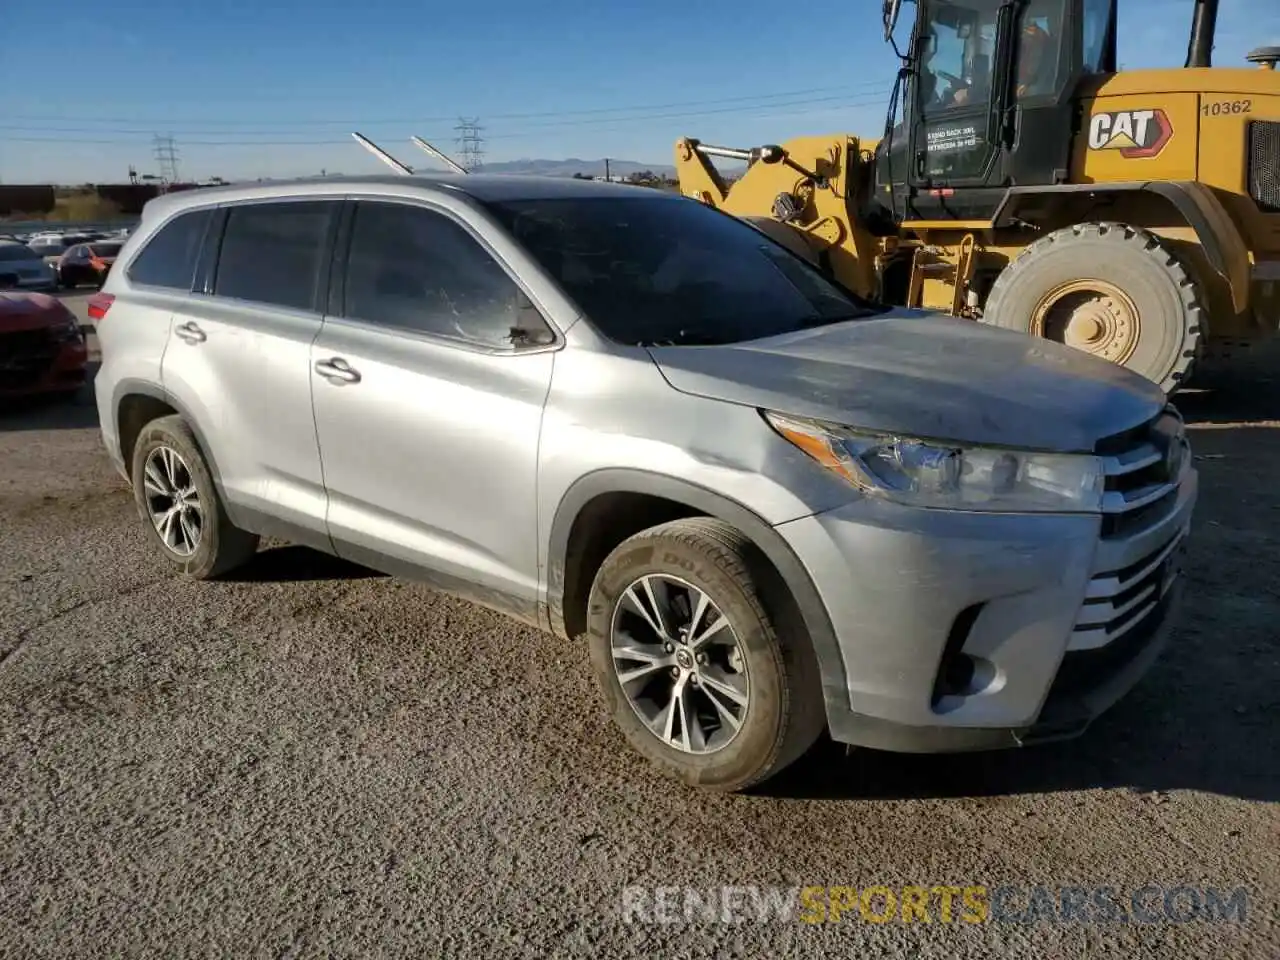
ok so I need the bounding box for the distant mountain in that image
[474,158,677,178]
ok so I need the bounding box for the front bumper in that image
[776,465,1198,753]
[0,335,88,397]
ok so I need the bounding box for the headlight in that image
[764,411,1105,513]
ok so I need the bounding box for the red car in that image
[56,240,123,289]
[0,292,89,399]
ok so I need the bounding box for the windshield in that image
[483,196,882,346]
[0,244,39,262]
[90,242,123,257]
[30,241,68,254]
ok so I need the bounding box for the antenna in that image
[350,132,414,175]
[409,136,468,175]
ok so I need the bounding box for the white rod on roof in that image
[350,132,414,175]
[409,136,468,175]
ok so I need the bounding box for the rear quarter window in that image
[126,208,213,291]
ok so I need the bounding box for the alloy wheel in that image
[610,574,749,754]
[142,445,203,557]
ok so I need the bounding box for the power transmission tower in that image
[152,134,181,184]
[453,118,485,171]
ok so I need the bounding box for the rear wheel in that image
[585,518,825,791]
[982,222,1205,393]
[130,415,258,579]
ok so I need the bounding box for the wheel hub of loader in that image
[1031,280,1141,366]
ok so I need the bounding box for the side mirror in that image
[883,0,903,42]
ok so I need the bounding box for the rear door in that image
[160,198,340,548]
[310,197,556,619]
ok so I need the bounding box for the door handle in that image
[314,357,362,384]
[174,321,206,344]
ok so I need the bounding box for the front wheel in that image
[585,518,825,791]
[982,222,1205,393]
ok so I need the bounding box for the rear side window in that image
[127,208,212,290]
[213,200,336,312]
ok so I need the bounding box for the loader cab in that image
[874,0,1117,223]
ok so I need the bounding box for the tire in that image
[982,222,1205,393]
[130,414,258,579]
[585,518,825,792]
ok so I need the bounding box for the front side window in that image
[127,208,212,290]
[214,201,336,312]
[482,196,881,346]
[343,201,545,348]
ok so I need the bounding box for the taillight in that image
[87,292,114,321]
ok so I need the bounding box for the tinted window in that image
[214,201,335,311]
[0,244,38,262]
[483,196,881,346]
[90,242,123,257]
[128,208,212,290]
[1081,0,1111,73]
[343,201,539,347]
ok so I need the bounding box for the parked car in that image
[57,240,123,289]
[0,291,88,399]
[93,175,1197,791]
[28,234,93,268]
[0,240,58,291]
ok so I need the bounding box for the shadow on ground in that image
[0,375,99,432]
[222,544,386,583]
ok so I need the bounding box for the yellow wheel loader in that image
[674,0,1279,392]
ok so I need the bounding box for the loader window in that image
[1014,0,1068,99]
[1081,0,1112,74]
[918,2,998,111]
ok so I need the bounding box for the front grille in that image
[0,327,58,389]
[1071,530,1186,652]
[1096,406,1187,539]
[1249,120,1280,214]
[1053,588,1174,697]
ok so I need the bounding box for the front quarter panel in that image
[537,337,857,610]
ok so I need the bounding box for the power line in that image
[0,91,891,141]
[0,83,888,128]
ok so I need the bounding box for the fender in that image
[992,180,1252,314]
[110,377,233,507]
[545,468,853,721]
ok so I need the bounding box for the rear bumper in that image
[776,468,1197,753]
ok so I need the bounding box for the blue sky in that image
[1,0,1276,184]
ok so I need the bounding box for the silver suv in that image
[93,175,1198,791]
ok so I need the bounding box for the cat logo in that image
[1087,109,1174,158]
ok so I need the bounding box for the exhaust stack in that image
[1185,0,1219,68]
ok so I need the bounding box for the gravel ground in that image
[2,296,1277,958]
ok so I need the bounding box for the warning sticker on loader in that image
[1087,109,1173,159]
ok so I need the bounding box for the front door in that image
[310,198,556,622]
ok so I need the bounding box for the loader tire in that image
[982,222,1205,393]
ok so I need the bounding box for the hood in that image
[647,311,1167,453]
[0,292,70,332]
